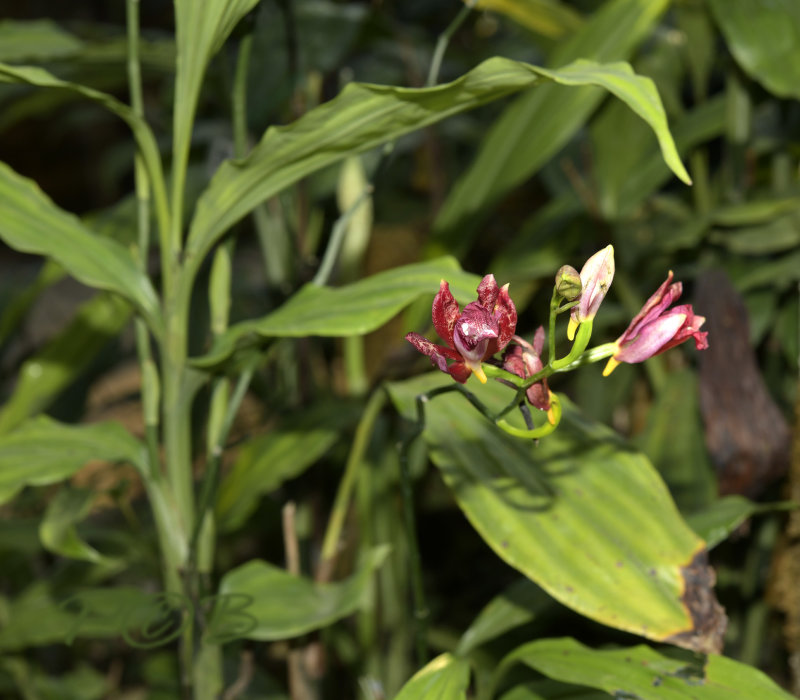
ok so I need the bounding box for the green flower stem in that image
[313,186,375,287]
[548,288,559,363]
[496,392,562,439]
[319,389,387,579]
[426,0,477,87]
[550,320,593,370]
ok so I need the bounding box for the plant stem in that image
[426,1,476,87]
[318,389,386,580]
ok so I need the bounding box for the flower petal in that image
[490,283,517,354]
[405,332,459,374]
[614,312,687,364]
[432,280,460,347]
[477,274,499,310]
[571,245,615,326]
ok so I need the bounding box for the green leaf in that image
[686,496,798,550]
[387,374,724,652]
[708,0,800,99]
[472,0,583,39]
[0,259,64,347]
[0,292,132,434]
[39,487,107,564]
[500,638,795,699]
[186,53,687,266]
[0,417,148,504]
[394,653,470,700]
[214,546,389,641]
[0,20,83,62]
[0,160,160,332]
[432,0,670,254]
[457,579,553,655]
[1,657,107,700]
[499,681,608,700]
[216,402,361,531]
[191,258,481,367]
[710,213,800,255]
[0,61,170,278]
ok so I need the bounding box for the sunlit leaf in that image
[186,54,687,266]
[394,653,470,700]
[387,374,724,652]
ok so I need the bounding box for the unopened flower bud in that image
[555,265,582,301]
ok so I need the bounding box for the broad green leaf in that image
[0,292,132,434]
[39,487,107,564]
[472,0,583,39]
[0,20,83,62]
[712,197,800,227]
[214,546,389,641]
[191,258,481,367]
[500,638,795,699]
[457,579,553,655]
[686,496,797,550]
[733,249,800,292]
[186,54,687,266]
[387,374,724,652]
[0,61,169,274]
[394,653,470,700]
[0,417,148,504]
[216,401,361,531]
[432,0,670,254]
[0,161,160,332]
[0,582,154,651]
[708,0,800,99]
[499,681,608,700]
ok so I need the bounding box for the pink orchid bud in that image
[568,245,615,340]
[502,328,552,416]
[406,274,517,384]
[603,271,708,376]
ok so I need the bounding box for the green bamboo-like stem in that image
[319,389,387,579]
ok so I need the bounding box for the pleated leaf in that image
[0,417,148,503]
[186,55,687,264]
[387,374,725,652]
[191,258,481,367]
[214,546,388,641]
[501,638,794,699]
[394,653,470,700]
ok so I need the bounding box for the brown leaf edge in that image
[664,548,727,654]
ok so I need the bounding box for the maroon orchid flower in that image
[502,327,555,421]
[603,271,709,376]
[406,275,517,384]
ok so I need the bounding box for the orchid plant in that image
[406,245,708,442]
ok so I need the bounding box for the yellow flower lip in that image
[469,361,488,384]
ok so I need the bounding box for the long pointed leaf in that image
[186,56,687,266]
[394,653,470,700]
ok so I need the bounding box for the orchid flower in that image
[603,271,708,376]
[502,327,556,422]
[406,275,517,384]
[568,245,615,340]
